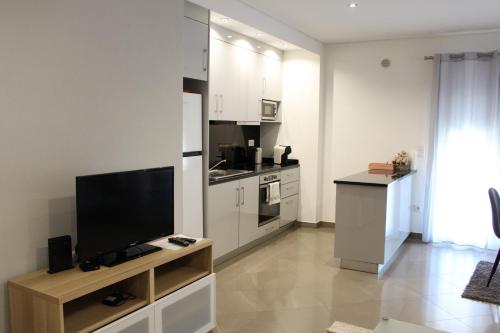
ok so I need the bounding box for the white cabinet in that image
[238,176,260,246]
[262,55,282,102]
[94,305,155,333]
[207,180,240,258]
[280,195,298,228]
[209,38,246,121]
[209,36,283,122]
[155,274,216,333]
[183,17,208,81]
[207,176,259,258]
[279,167,299,228]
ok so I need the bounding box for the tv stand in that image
[8,239,214,333]
[100,243,161,267]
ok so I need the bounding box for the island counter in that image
[333,170,415,274]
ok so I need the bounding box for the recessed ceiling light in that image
[226,35,233,39]
[256,33,263,37]
[257,46,262,49]
[220,17,230,22]
[348,3,358,8]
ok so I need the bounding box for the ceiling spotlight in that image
[256,33,263,37]
[220,17,230,22]
[226,35,233,39]
[348,3,358,8]
[257,46,262,49]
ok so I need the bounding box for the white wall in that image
[321,32,500,232]
[0,1,184,331]
[278,50,321,223]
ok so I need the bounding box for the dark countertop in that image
[333,170,415,187]
[209,163,300,186]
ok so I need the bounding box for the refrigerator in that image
[182,92,204,238]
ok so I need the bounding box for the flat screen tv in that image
[76,166,174,266]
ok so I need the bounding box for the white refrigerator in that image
[182,92,204,238]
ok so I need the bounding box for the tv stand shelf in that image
[8,239,213,333]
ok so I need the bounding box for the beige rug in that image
[326,321,373,333]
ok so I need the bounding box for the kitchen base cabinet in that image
[155,274,216,333]
[94,305,155,333]
[279,167,300,228]
[207,176,259,258]
[238,177,260,247]
[279,195,298,228]
[207,181,240,258]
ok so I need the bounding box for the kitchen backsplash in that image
[209,123,260,164]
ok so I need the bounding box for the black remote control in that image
[178,237,196,244]
[168,237,190,247]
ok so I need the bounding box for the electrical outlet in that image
[248,139,255,147]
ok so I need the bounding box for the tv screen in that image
[76,166,174,262]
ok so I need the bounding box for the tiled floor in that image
[214,226,500,333]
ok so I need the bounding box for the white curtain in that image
[424,52,500,250]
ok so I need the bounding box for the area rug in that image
[462,260,500,305]
[326,321,373,333]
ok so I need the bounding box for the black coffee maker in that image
[218,144,247,169]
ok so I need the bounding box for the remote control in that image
[178,237,196,244]
[168,237,190,247]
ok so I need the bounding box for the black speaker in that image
[48,235,74,274]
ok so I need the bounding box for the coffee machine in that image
[273,145,292,165]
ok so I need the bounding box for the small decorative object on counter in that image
[392,150,411,172]
[368,162,394,172]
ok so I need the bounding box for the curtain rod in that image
[424,52,500,60]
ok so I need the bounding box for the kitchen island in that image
[333,170,415,274]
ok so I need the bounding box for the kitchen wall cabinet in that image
[206,179,240,258]
[262,56,283,102]
[207,175,259,258]
[209,38,246,121]
[183,2,209,81]
[209,34,283,122]
[183,17,208,81]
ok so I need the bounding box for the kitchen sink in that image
[209,169,253,181]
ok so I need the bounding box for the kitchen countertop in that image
[209,163,299,186]
[333,170,415,187]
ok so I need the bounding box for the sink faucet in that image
[209,160,227,171]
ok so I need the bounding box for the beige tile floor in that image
[214,226,500,333]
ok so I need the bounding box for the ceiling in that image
[237,0,500,43]
[211,11,301,50]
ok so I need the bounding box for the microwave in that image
[261,100,279,121]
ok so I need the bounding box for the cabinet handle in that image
[236,187,240,207]
[241,186,245,206]
[215,94,219,113]
[202,49,208,72]
[220,94,224,113]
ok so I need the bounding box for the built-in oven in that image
[259,172,280,226]
[261,100,279,121]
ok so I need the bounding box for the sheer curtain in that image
[423,52,500,250]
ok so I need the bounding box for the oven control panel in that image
[260,172,281,184]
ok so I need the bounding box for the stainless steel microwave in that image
[261,100,279,121]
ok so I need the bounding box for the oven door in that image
[261,101,278,121]
[259,182,280,226]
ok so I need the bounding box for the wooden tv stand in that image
[8,239,214,333]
